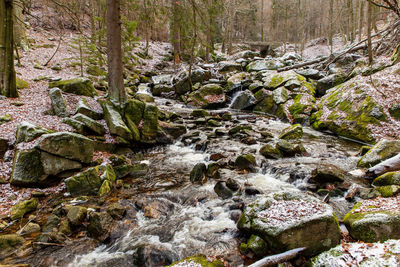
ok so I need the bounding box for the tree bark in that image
[106,0,126,104]
[0,0,17,98]
[367,0,373,65]
[171,0,181,65]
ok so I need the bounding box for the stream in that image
[54,93,364,267]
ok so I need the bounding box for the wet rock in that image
[260,143,282,159]
[101,101,134,141]
[230,210,242,223]
[134,245,176,267]
[247,59,284,72]
[107,203,127,220]
[279,124,303,140]
[10,198,38,220]
[173,67,211,95]
[72,114,106,136]
[190,163,207,184]
[230,90,256,110]
[17,222,41,235]
[229,125,252,136]
[49,78,98,97]
[235,154,256,172]
[253,89,277,114]
[240,234,268,258]
[227,72,249,88]
[237,191,341,256]
[226,178,240,192]
[344,196,400,242]
[358,139,400,168]
[114,163,149,179]
[210,153,226,161]
[214,181,233,199]
[36,132,94,163]
[373,172,400,186]
[141,104,159,144]
[311,239,400,266]
[67,206,87,226]
[35,231,66,245]
[88,211,114,242]
[311,164,346,184]
[135,92,155,103]
[276,139,307,157]
[188,84,226,109]
[49,88,69,117]
[0,234,25,258]
[244,187,261,195]
[207,163,220,179]
[192,109,209,118]
[168,255,224,267]
[160,122,187,139]
[15,121,52,144]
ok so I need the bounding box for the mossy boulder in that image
[140,104,159,144]
[311,81,386,144]
[344,197,400,242]
[316,73,345,97]
[235,154,257,171]
[276,139,307,157]
[375,185,400,197]
[65,165,112,196]
[173,68,211,95]
[311,239,400,266]
[253,89,277,114]
[192,109,209,118]
[358,139,400,168]
[10,198,38,220]
[101,100,133,141]
[285,94,316,125]
[279,124,303,140]
[49,78,98,97]
[67,206,87,226]
[227,72,249,87]
[16,77,29,89]
[260,143,282,159]
[0,234,25,258]
[240,235,268,257]
[167,255,224,267]
[190,163,207,184]
[15,121,52,144]
[36,132,94,163]
[311,164,346,184]
[373,172,400,186]
[237,191,341,256]
[188,84,226,109]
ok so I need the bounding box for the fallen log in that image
[248,247,307,267]
[366,153,400,178]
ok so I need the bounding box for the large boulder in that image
[173,68,211,95]
[140,104,159,144]
[49,78,98,97]
[65,167,102,196]
[10,149,82,187]
[358,139,400,168]
[311,80,387,144]
[188,84,226,109]
[36,132,94,163]
[0,234,25,258]
[316,74,345,97]
[344,196,400,242]
[311,240,400,266]
[237,191,341,256]
[247,59,285,72]
[230,90,256,110]
[72,114,106,136]
[101,101,133,141]
[15,121,52,144]
[75,99,103,120]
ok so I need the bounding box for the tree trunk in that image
[367,0,373,65]
[106,0,126,104]
[171,0,181,65]
[358,0,365,42]
[13,0,28,50]
[0,0,17,98]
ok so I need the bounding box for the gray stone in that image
[49,88,69,117]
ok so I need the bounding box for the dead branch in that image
[33,242,65,247]
[366,153,400,178]
[248,247,307,267]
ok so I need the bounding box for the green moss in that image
[376,185,400,197]
[373,172,400,186]
[16,77,29,89]
[10,198,38,220]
